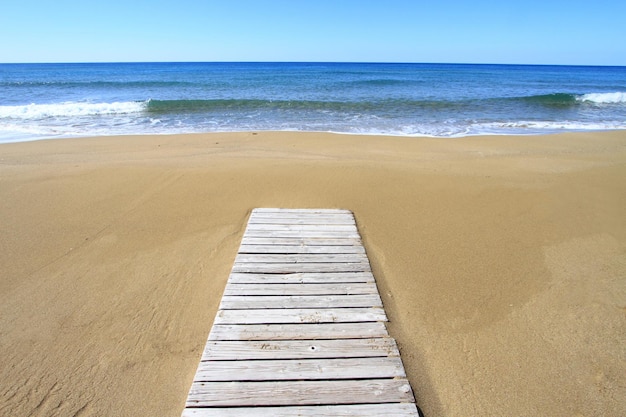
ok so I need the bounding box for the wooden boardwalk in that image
[182,208,419,416]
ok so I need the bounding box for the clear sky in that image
[1,0,625,65]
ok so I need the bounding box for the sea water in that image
[1,62,625,143]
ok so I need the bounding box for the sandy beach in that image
[1,131,624,417]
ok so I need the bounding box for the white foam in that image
[0,101,147,119]
[472,120,626,133]
[577,92,626,104]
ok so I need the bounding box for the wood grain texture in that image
[223,282,379,296]
[231,262,371,273]
[238,244,365,254]
[194,357,406,381]
[227,271,374,284]
[182,403,420,417]
[201,338,400,360]
[235,253,368,263]
[219,294,383,309]
[185,379,415,407]
[213,307,387,325]
[207,322,390,341]
[241,237,361,246]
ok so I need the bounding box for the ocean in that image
[1,62,625,143]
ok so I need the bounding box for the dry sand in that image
[0,131,625,417]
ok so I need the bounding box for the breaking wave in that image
[0,101,146,119]
[577,92,626,103]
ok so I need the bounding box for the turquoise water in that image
[1,62,625,142]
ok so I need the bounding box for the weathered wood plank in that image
[238,244,365,254]
[208,322,389,341]
[250,212,354,220]
[246,223,356,230]
[219,294,383,309]
[250,211,354,217]
[250,211,354,218]
[247,220,356,228]
[241,237,361,246]
[235,253,368,264]
[223,283,379,296]
[243,230,361,239]
[186,379,415,407]
[182,403,419,417]
[231,262,370,273]
[248,217,356,226]
[201,338,399,360]
[213,307,387,325]
[246,221,357,228]
[251,208,352,214]
[227,272,374,284]
[194,357,405,381]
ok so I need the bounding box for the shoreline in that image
[1,130,625,416]
[3,127,626,145]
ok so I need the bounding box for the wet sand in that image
[1,131,625,416]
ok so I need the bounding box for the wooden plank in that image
[248,217,356,225]
[194,357,406,381]
[243,230,361,239]
[241,237,361,246]
[223,283,379,296]
[251,208,352,214]
[245,224,357,232]
[250,210,354,219]
[201,338,399,360]
[235,253,369,264]
[238,244,365,254]
[251,209,353,215]
[214,307,387,325]
[219,294,383,309]
[247,221,356,228]
[249,212,354,221]
[182,403,419,417]
[185,379,415,407]
[250,211,354,218]
[208,322,390,341]
[235,253,368,264]
[231,262,370,273]
[227,272,374,284]
[247,220,356,227]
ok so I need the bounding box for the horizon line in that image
[1,60,625,68]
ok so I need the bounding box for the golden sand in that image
[1,131,625,416]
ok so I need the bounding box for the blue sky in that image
[1,0,625,65]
